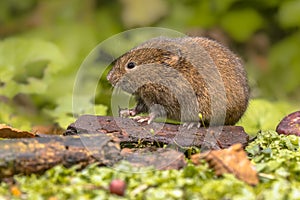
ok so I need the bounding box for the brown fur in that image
[107,37,250,125]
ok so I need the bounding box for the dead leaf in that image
[191,143,259,185]
[32,124,65,135]
[0,124,35,138]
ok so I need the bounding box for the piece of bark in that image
[121,147,186,170]
[276,111,300,136]
[0,124,35,138]
[65,115,249,150]
[0,134,121,178]
[191,143,259,185]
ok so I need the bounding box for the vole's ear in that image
[162,45,182,66]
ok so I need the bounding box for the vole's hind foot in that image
[119,109,152,124]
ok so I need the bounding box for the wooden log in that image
[0,134,121,178]
[65,115,249,149]
[0,115,249,178]
[121,147,186,170]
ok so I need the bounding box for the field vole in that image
[107,36,250,126]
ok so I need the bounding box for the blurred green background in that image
[0,0,299,133]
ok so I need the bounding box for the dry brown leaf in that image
[191,143,259,185]
[0,124,35,138]
[32,124,65,135]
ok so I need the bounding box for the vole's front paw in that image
[132,112,156,125]
[119,108,137,118]
[132,116,151,124]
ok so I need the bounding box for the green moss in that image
[1,131,300,199]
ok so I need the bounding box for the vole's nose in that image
[107,68,117,86]
[107,69,113,82]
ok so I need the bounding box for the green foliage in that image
[237,99,297,135]
[0,131,300,199]
[0,0,35,23]
[247,131,300,177]
[278,0,300,28]
[266,31,300,97]
[0,1,125,129]
[0,38,64,96]
[120,0,168,28]
[0,1,299,198]
[220,8,264,42]
[0,0,299,130]
[0,37,67,129]
[0,36,108,130]
[246,131,300,199]
[1,162,251,199]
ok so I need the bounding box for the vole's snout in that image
[107,68,115,85]
[106,70,111,81]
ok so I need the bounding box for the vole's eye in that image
[126,62,136,69]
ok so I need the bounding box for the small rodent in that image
[107,36,249,126]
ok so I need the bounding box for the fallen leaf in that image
[191,143,259,185]
[0,124,35,138]
[32,124,65,135]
